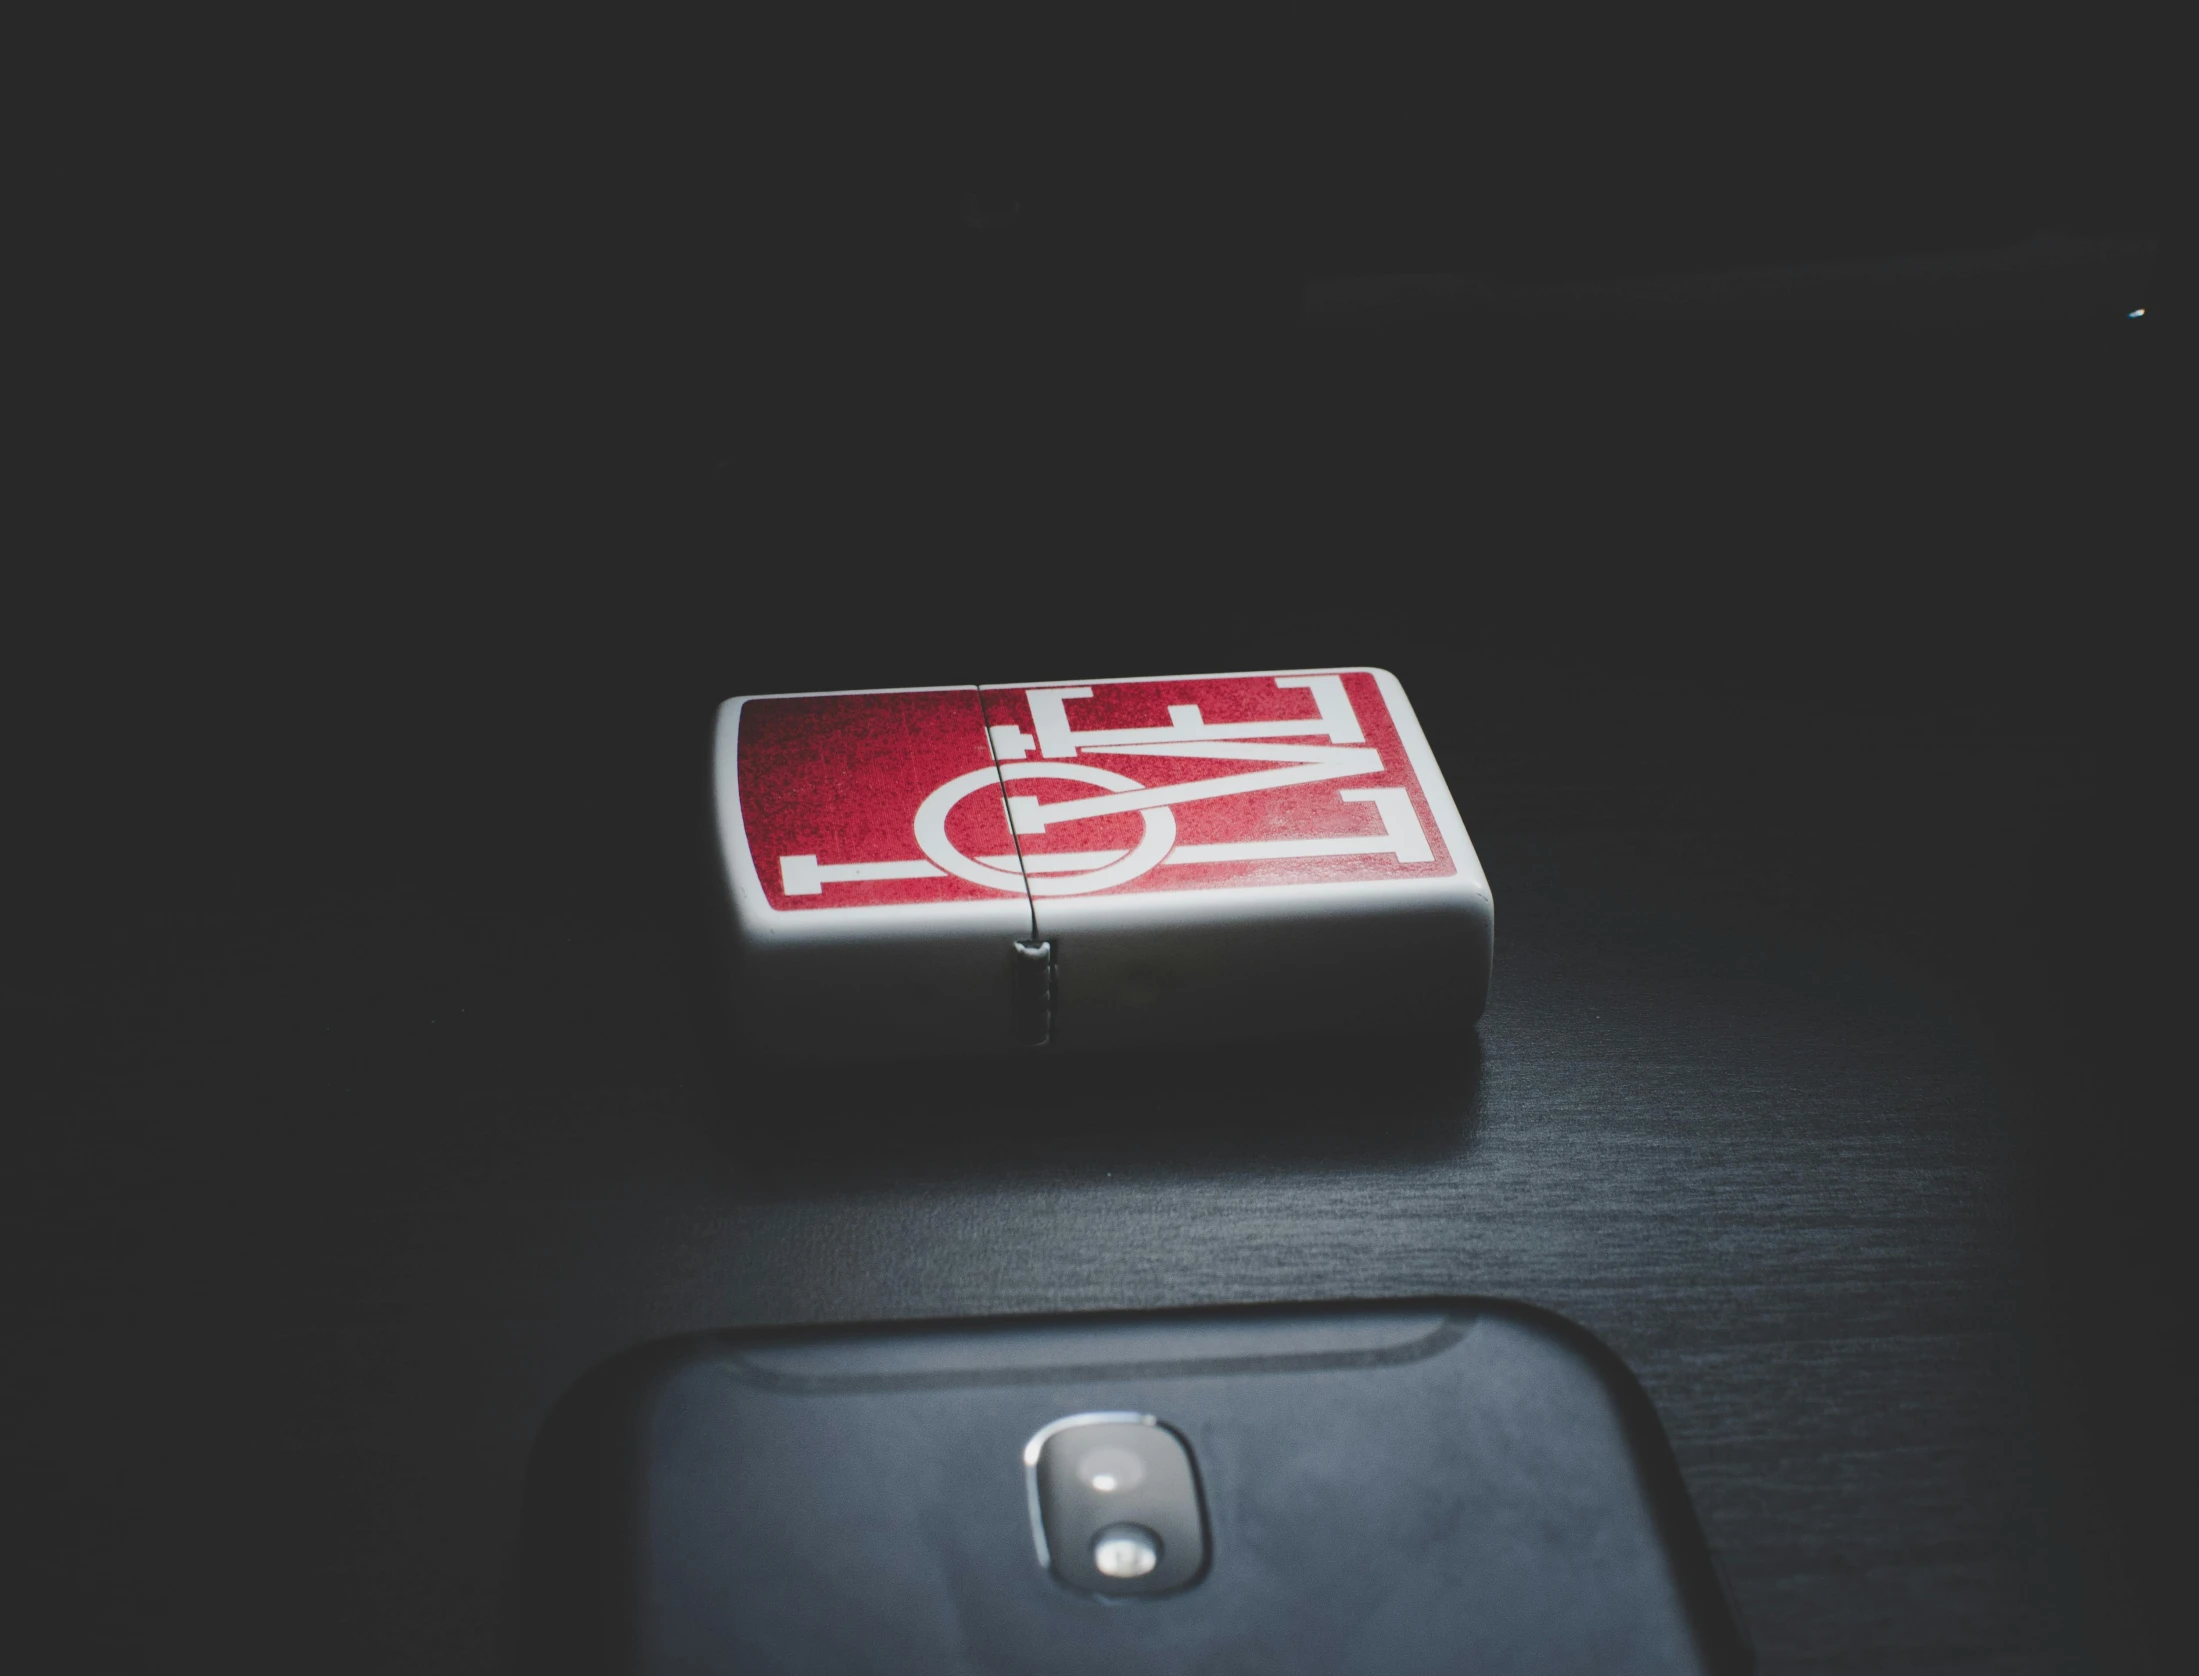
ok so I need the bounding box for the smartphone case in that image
[512,1299,1749,1674]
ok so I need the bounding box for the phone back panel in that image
[513,1300,1748,1674]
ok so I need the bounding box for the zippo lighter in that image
[710,669,1492,1056]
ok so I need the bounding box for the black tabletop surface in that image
[15,283,2183,1675]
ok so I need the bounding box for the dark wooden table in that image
[13,324,2178,1672]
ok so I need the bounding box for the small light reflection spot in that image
[1075,1446,1145,1495]
[2129,308,2146,318]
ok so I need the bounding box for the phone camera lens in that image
[1030,1416,1205,1593]
[1091,1524,1161,1579]
[1075,1446,1147,1494]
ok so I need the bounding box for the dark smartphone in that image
[511,1298,1749,1673]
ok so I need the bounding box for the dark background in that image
[12,13,2183,1671]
